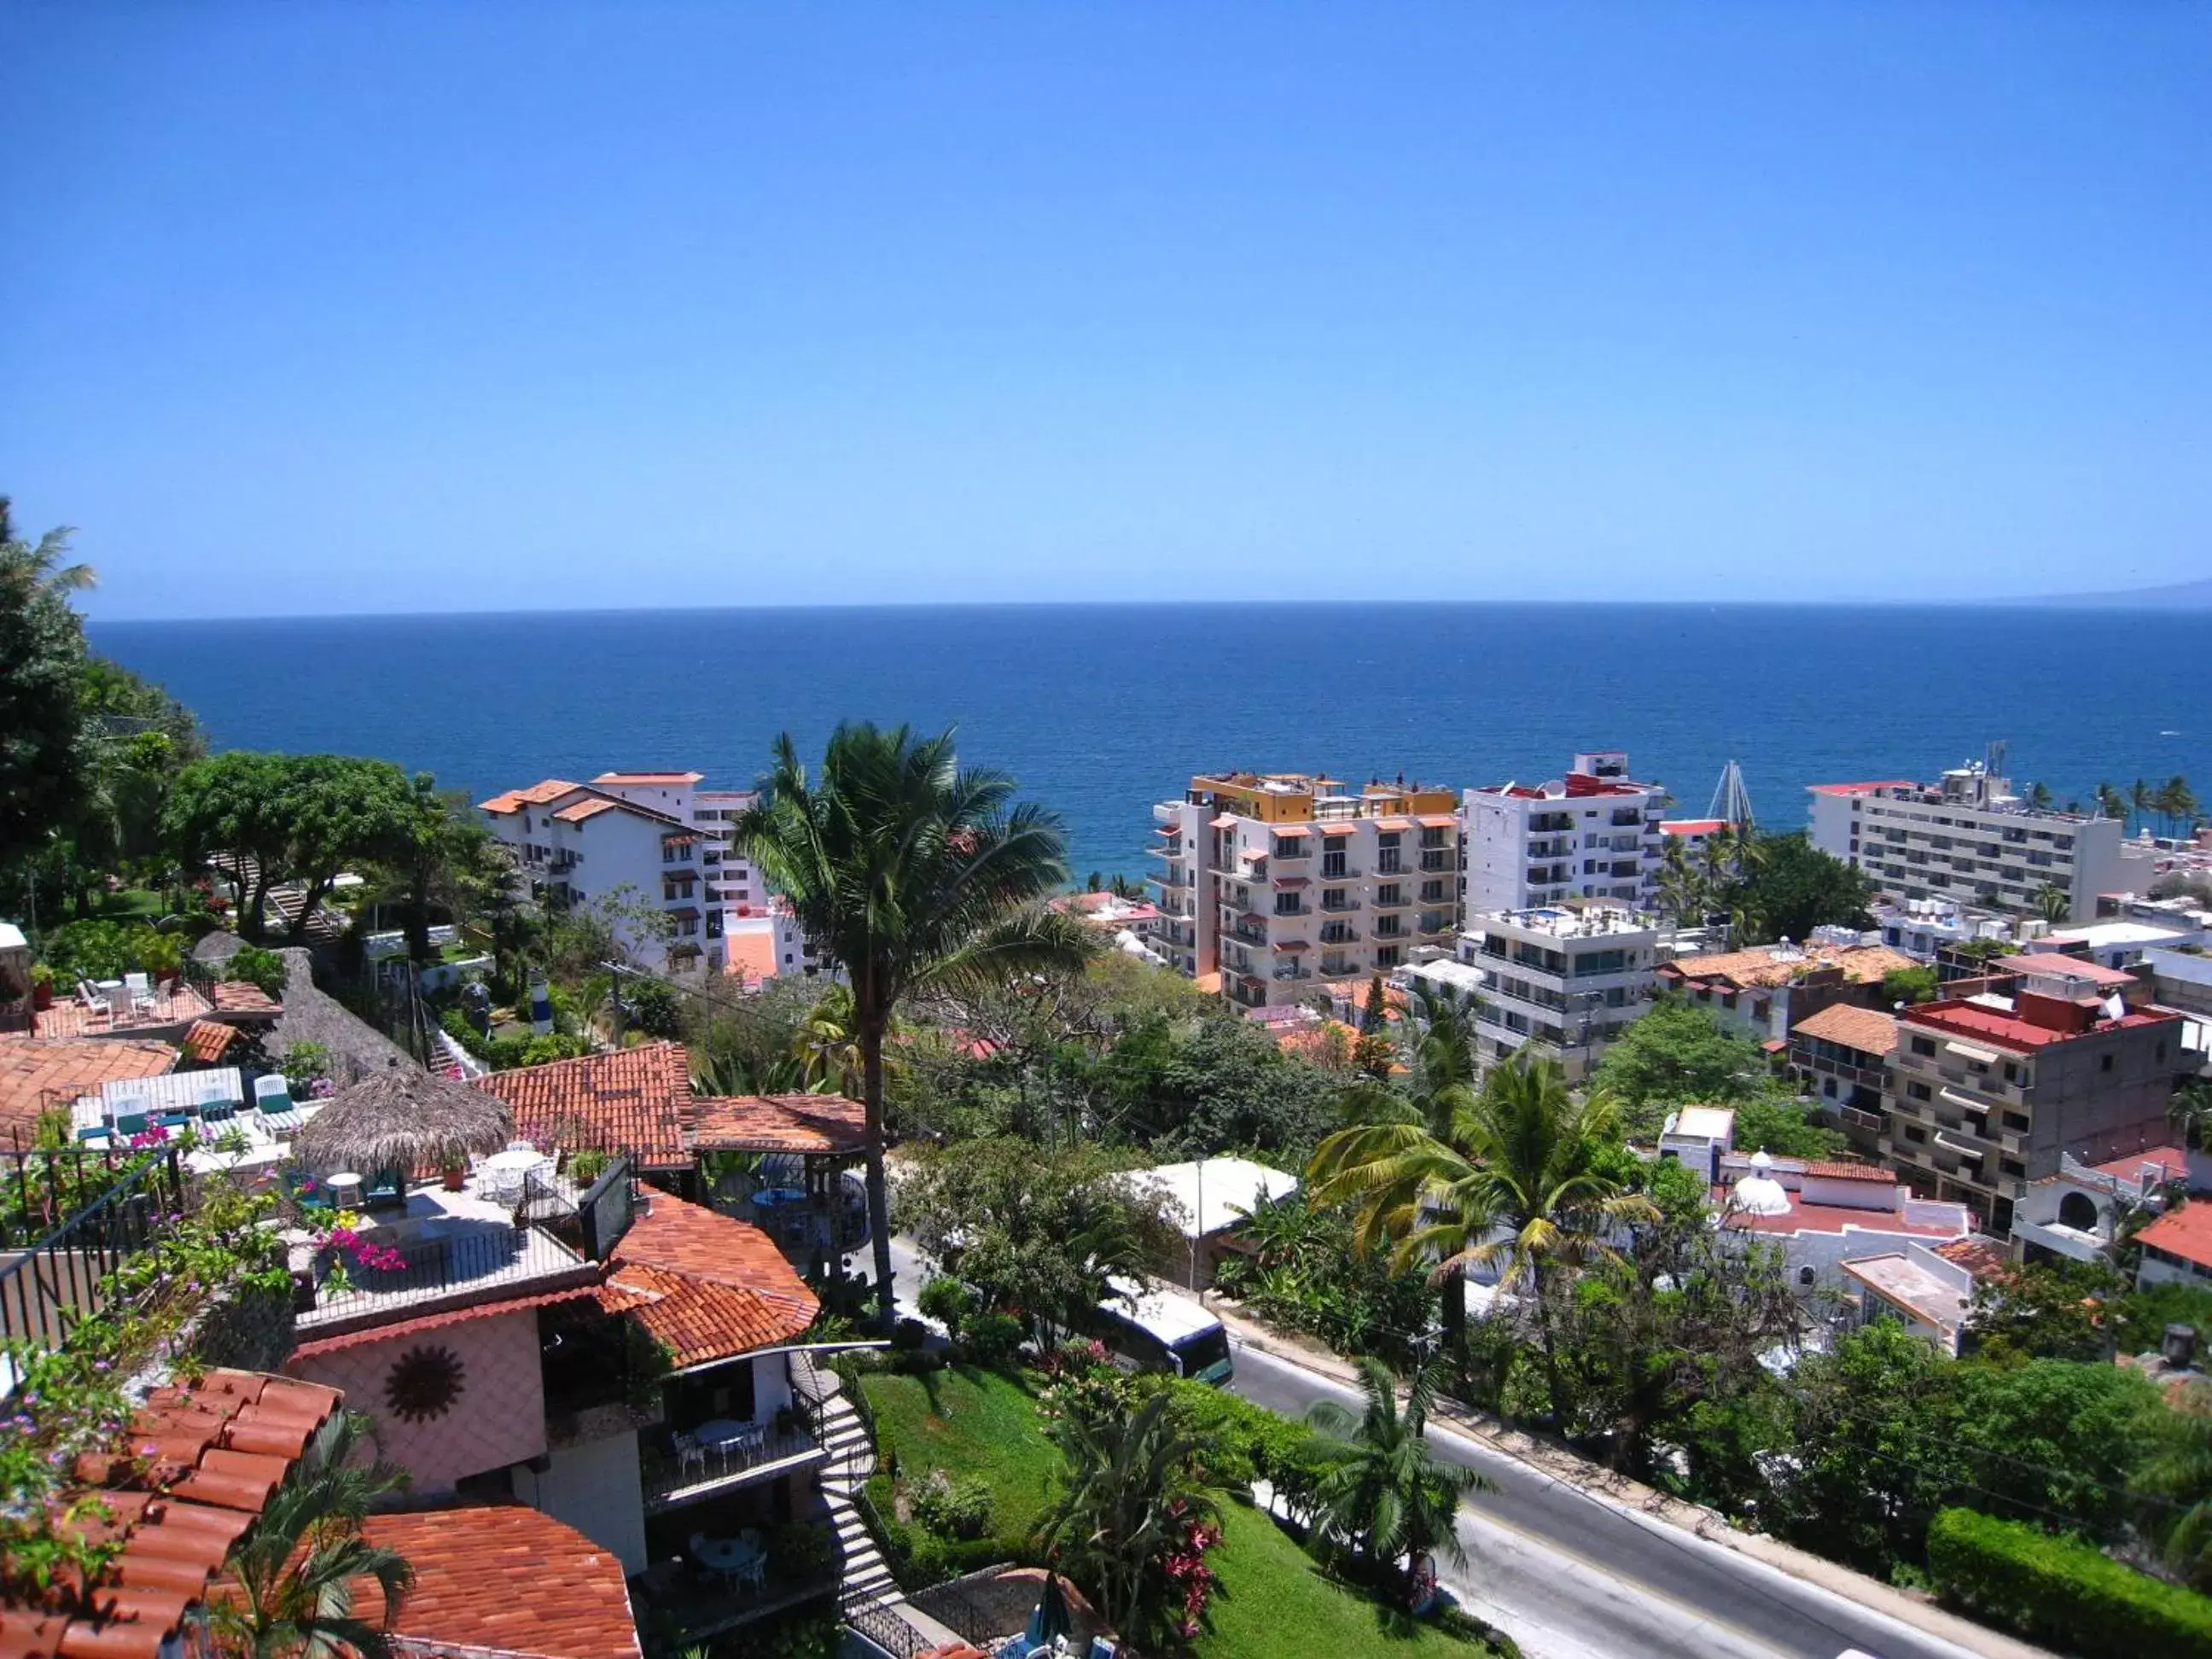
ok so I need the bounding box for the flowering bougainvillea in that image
[1161,1501,1223,1638]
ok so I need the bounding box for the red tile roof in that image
[471,1043,693,1168]
[601,1190,818,1366]
[1790,1004,1899,1057]
[1998,952,2140,987]
[723,929,780,982]
[0,1038,178,1141]
[181,1021,240,1065]
[4,1371,339,1659]
[689,1092,866,1155]
[1903,997,2179,1053]
[2090,1145,2192,1186]
[477,779,583,814]
[1932,1237,2014,1279]
[1659,818,1726,836]
[285,1288,602,1363]
[1664,942,1919,990]
[207,981,282,1019]
[2137,1201,2212,1271]
[358,1507,642,1659]
[1802,1160,1899,1184]
[550,796,620,824]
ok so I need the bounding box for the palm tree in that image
[2159,776,2200,840]
[1308,1052,1656,1427]
[1305,1356,1491,1604]
[2032,881,2072,927]
[735,723,1088,1323]
[790,983,864,1096]
[207,1414,413,1658]
[0,498,96,598]
[2095,782,2127,823]
[2171,1079,2212,1153]
[1039,1389,1224,1644]
[1655,836,1709,928]
[2140,1382,2212,1591]
[2131,778,2154,834]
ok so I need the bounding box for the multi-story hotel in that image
[1805,759,2145,923]
[1455,903,1659,1080]
[481,771,732,972]
[1462,751,1672,913]
[1880,954,2183,1231]
[1149,771,1462,1008]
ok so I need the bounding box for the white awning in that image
[1940,1087,1994,1114]
[1944,1039,2001,1065]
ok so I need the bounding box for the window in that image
[1910,1036,1936,1057]
[1420,826,1447,849]
[1907,1081,1932,1101]
[1322,847,1347,878]
[1904,1126,1927,1143]
[1377,883,1404,906]
[2058,1191,2098,1231]
[2100,1053,2114,1073]
[1272,891,1302,916]
[1375,946,1400,968]
[1377,843,1403,875]
[1797,1266,1817,1288]
[1420,880,1447,902]
[1374,914,1402,939]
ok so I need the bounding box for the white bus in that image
[1086,1275,1235,1384]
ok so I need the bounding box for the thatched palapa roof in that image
[294,1060,515,1174]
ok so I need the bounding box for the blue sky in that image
[2,3,2206,618]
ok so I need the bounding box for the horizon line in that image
[82,593,2186,627]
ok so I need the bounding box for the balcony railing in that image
[0,1146,185,1353]
[640,1414,826,1513]
[294,1220,597,1333]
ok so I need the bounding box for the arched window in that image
[2057,1190,2099,1232]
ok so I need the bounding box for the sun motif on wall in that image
[383,1345,466,1423]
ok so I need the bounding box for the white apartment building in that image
[1806,760,2146,923]
[1463,751,1671,914]
[480,775,732,972]
[1456,903,1659,1080]
[1149,771,1462,1009]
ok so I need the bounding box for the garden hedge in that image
[1926,1507,2212,1658]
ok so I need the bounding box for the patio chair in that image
[674,1434,707,1481]
[78,981,112,1023]
[74,1124,111,1144]
[200,1098,236,1124]
[112,1111,148,1138]
[253,1075,298,1129]
[362,1164,406,1208]
[125,973,155,1013]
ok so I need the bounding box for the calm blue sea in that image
[88,604,2211,882]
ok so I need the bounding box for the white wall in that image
[515,1428,649,1575]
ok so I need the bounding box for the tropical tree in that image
[2131,778,2154,834]
[1654,836,1710,927]
[2032,881,2072,927]
[2096,782,2128,823]
[735,722,1088,1321]
[2157,775,2199,839]
[2141,1381,2212,1590]
[207,1413,414,1658]
[2025,781,2053,811]
[1039,1389,1225,1646]
[1308,1051,1656,1424]
[1303,1355,1490,1604]
[2172,1078,2212,1152]
[790,982,864,1096]
[368,776,500,964]
[0,499,96,881]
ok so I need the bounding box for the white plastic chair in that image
[125,972,155,1013]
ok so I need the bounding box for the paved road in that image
[1229,1342,1978,1659]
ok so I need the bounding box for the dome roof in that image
[1730,1150,1793,1219]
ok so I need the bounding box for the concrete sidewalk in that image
[1202,1295,2053,1659]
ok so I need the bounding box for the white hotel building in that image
[1805,760,2145,924]
[1461,751,1673,913]
[480,771,769,973]
[1455,904,1660,1080]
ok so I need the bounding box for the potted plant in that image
[29,963,54,1011]
[442,1159,468,1192]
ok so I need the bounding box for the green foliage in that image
[1094,1011,1340,1162]
[961,1310,1027,1369]
[1728,1094,1845,1160]
[1727,830,1879,946]
[1881,965,1940,1006]
[918,1275,974,1335]
[860,1366,1059,1586]
[567,1148,611,1185]
[1214,1193,1435,1370]
[279,1040,333,1089]
[38,917,171,983]
[224,945,289,998]
[0,503,94,878]
[1589,999,1777,1126]
[911,1469,995,1540]
[1926,1507,2212,1658]
[2113,1282,2212,1359]
[624,975,683,1039]
[1965,1256,2128,1365]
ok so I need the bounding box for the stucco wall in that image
[515,1428,649,1574]
[291,1307,548,1492]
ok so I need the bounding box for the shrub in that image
[767,1519,837,1580]
[41,919,166,983]
[911,1470,994,1541]
[961,1311,1025,1371]
[917,1275,973,1336]
[224,946,288,999]
[279,1040,331,1089]
[1154,1375,1314,1487]
[1926,1507,2212,1658]
[568,1149,610,1185]
[891,1316,929,1352]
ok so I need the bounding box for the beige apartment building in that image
[1880,955,2183,1231]
[1149,771,1462,1008]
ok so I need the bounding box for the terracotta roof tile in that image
[357,1507,642,1659]
[688,1093,865,1155]
[601,1190,818,1365]
[285,1287,602,1364]
[1932,1237,2014,1279]
[550,796,619,824]
[471,1043,693,1167]
[723,929,779,981]
[1663,943,1918,990]
[0,1039,178,1142]
[206,981,281,1019]
[2090,1145,2192,1185]
[1790,1004,1899,1057]
[5,1371,338,1659]
[2138,1200,2212,1272]
[1802,1160,1898,1184]
[180,1022,239,1064]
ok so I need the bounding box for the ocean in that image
[89,603,2211,882]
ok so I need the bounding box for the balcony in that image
[1419,853,1455,873]
[1317,896,1362,913]
[639,1413,827,1513]
[628,1533,840,1644]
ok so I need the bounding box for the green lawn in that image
[860,1365,1063,1543]
[1196,1502,1491,1659]
[94,888,164,920]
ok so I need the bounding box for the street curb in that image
[1208,1299,2056,1659]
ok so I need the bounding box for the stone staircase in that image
[794,1354,958,1651]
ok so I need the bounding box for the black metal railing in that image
[843,1598,931,1658]
[641,1412,823,1511]
[299,1222,570,1323]
[0,1147,185,1352]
